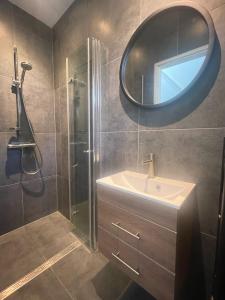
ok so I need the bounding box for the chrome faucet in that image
[143,153,155,178]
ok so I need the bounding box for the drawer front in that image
[98,200,176,272]
[97,185,177,231]
[98,227,175,300]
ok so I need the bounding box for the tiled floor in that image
[0,212,154,300]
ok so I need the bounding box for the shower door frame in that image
[66,37,102,250]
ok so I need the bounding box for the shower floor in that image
[0,212,153,300]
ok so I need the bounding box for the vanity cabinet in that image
[97,184,194,300]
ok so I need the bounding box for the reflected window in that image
[154,45,208,104]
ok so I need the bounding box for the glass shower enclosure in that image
[66,38,106,249]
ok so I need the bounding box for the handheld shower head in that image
[20,62,32,85]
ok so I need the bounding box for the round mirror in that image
[120,3,215,108]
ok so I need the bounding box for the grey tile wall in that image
[53,0,225,298]
[0,1,57,235]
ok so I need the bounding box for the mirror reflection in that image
[121,6,211,107]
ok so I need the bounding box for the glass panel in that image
[67,38,107,248]
[67,42,89,244]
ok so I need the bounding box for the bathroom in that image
[0,0,225,299]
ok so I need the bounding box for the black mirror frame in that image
[120,1,216,109]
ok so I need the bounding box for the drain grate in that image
[0,240,81,300]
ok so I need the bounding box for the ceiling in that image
[9,0,75,28]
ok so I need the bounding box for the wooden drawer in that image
[98,200,176,272]
[98,227,175,300]
[97,185,178,231]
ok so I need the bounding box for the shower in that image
[8,47,43,175]
[20,62,32,86]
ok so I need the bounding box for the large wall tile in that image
[139,128,224,235]
[59,86,68,135]
[0,1,14,77]
[0,183,23,235]
[100,131,138,177]
[0,75,17,132]
[22,85,55,133]
[57,175,70,219]
[0,133,21,187]
[23,176,57,224]
[140,0,225,22]
[55,88,61,134]
[101,58,139,132]
[88,0,140,62]
[21,133,56,182]
[53,0,88,89]
[56,133,62,176]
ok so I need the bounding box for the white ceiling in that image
[9,0,75,28]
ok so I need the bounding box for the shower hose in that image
[19,86,43,175]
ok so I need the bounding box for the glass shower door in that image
[66,38,106,249]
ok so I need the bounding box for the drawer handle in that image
[112,222,140,240]
[112,252,140,276]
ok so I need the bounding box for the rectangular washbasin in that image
[96,170,195,208]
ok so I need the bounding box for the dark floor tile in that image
[119,282,155,300]
[7,269,72,300]
[91,262,131,300]
[51,246,107,298]
[25,212,77,259]
[0,227,45,290]
[52,245,131,300]
[0,183,23,236]
[23,176,57,224]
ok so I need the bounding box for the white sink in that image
[96,170,195,208]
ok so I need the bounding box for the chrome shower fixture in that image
[20,62,32,86]
[8,47,43,175]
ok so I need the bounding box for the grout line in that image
[0,131,57,134]
[105,56,122,66]
[212,2,225,12]
[138,127,225,132]
[100,130,139,134]
[117,281,132,300]
[50,267,74,300]
[0,241,81,300]
[99,127,225,134]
